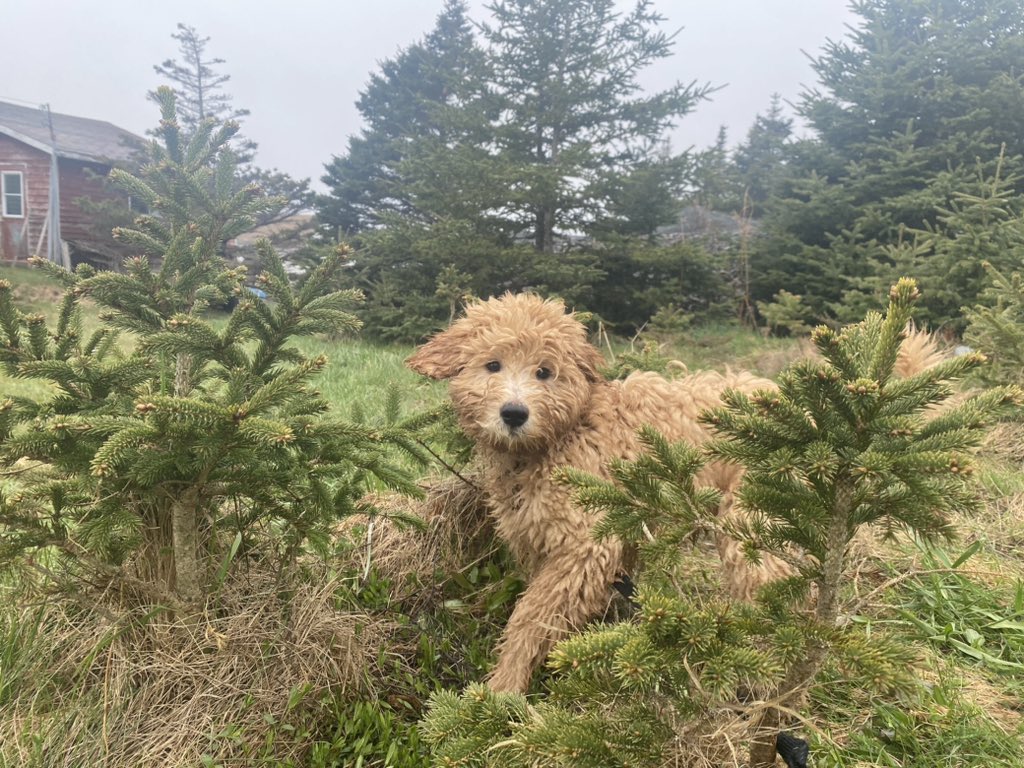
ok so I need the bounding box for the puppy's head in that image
[408,293,604,453]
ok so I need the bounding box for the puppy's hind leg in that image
[486,546,620,693]
[715,490,795,601]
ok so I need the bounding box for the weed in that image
[888,542,1024,679]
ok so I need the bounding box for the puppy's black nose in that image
[500,403,529,429]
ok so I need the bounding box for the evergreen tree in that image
[151,23,253,151]
[687,126,739,213]
[480,0,709,252]
[315,1,718,337]
[756,0,1024,319]
[705,279,1020,763]
[317,0,490,236]
[152,23,312,226]
[731,94,793,217]
[421,279,1021,766]
[836,154,1024,329]
[0,89,425,611]
[801,0,1024,162]
[594,141,689,240]
[586,235,731,333]
[965,263,1024,385]
[351,216,603,341]
[240,165,315,228]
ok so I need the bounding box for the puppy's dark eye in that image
[485,361,501,373]
[536,367,553,380]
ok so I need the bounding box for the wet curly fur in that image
[408,293,941,693]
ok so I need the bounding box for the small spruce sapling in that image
[705,277,1021,765]
[964,262,1024,385]
[421,431,795,766]
[0,88,428,615]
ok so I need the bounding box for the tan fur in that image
[408,293,793,692]
[896,321,947,378]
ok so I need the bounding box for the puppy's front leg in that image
[486,545,620,693]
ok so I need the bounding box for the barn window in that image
[2,172,24,218]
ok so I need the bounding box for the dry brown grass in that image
[0,474,497,768]
[981,420,1024,467]
[339,474,496,610]
[655,703,825,768]
[742,337,819,379]
[0,567,388,767]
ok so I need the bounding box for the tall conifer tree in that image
[731,94,793,217]
[480,0,709,252]
[152,23,312,226]
[317,0,489,235]
[754,0,1024,322]
[151,24,254,154]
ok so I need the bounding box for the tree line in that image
[313,0,1024,340]
[143,1,1024,342]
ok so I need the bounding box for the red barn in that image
[0,100,144,269]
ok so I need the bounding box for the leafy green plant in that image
[813,677,1024,768]
[891,541,1024,675]
[309,699,428,768]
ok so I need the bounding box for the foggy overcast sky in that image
[4,1,856,189]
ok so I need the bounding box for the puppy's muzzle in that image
[500,402,530,430]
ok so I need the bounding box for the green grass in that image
[813,675,1024,767]
[884,542,1024,692]
[292,335,445,422]
[0,264,66,311]
[602,320,804,379]
[0,263,447,420]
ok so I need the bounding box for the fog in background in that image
[5,1,855,188]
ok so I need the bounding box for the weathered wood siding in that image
[0,134,50,262]
[59,158,125,243]
[0,134,129,265]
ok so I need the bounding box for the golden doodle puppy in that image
[408,292,792,693]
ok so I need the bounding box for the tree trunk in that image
[543,208,554,253]
[171,487,204,610]
[534,207,555,253]
[170,351,205,612]
[748,484,853,767]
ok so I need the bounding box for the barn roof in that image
[0,101,144,164]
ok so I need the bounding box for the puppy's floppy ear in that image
[574,341,607,383]
[407,323,472,380]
